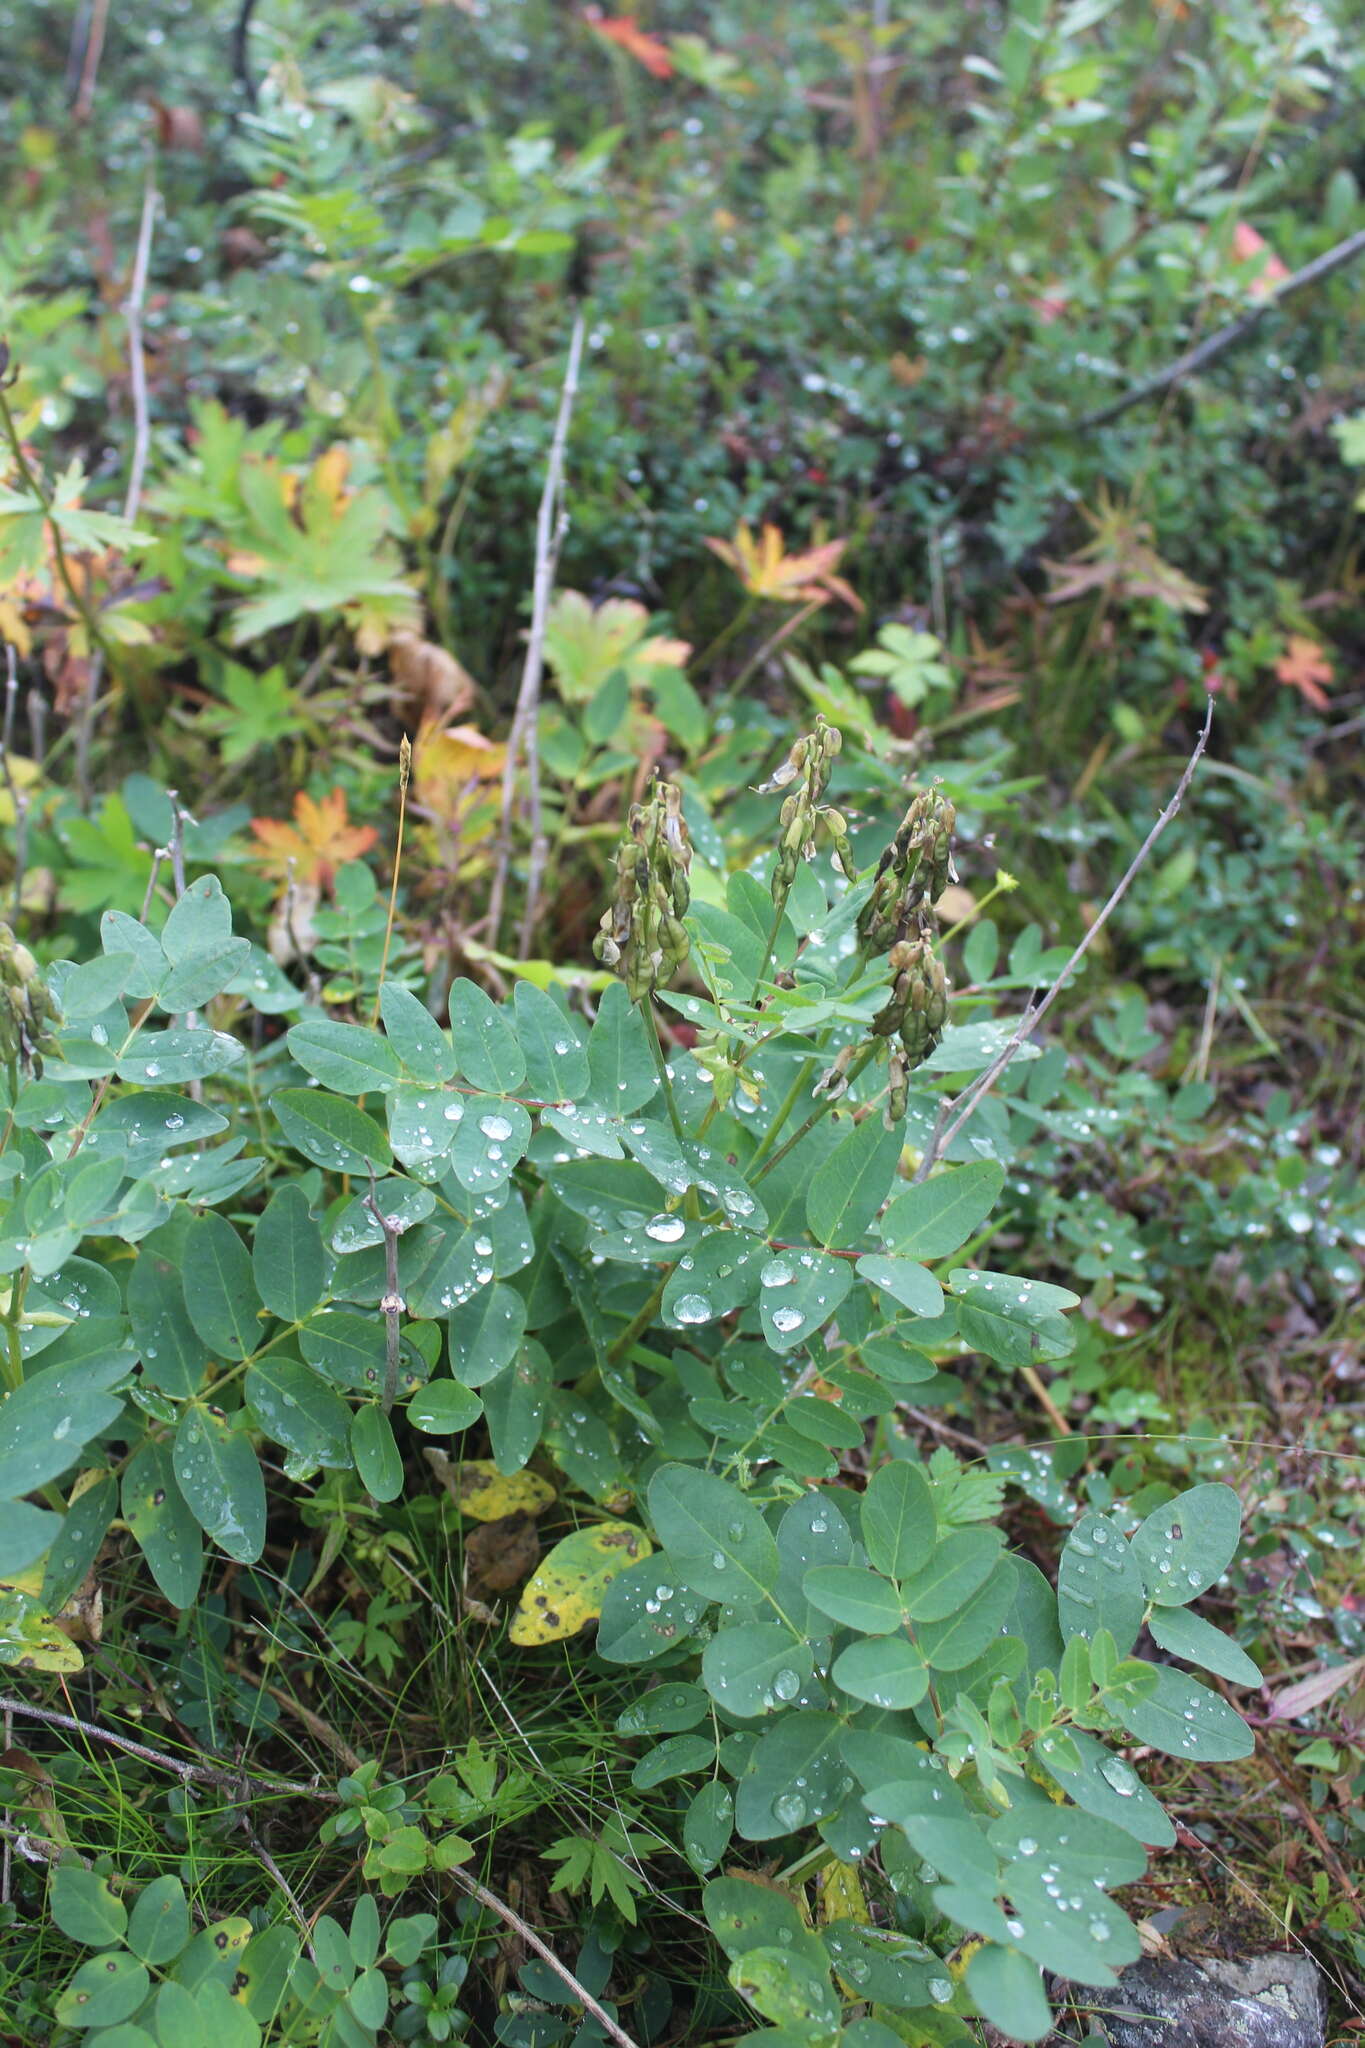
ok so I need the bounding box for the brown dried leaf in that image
[465,1512,541,1599]
[390,632,478,724]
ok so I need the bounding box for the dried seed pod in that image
[593,781,694,1001]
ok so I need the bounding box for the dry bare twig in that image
[912,697,1214,1183]
[446,1867,643,2048]
[487,310,587,959]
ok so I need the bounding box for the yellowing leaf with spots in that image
[820,1859,869,1927]
[0,1571,83,1673]
[510,1522,652,1645]
[447,1459,555,1522]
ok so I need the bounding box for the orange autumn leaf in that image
[704,521,862,612]
[585,9,673,77]
[250,788,379,891]
[412,717,507,825]
[1274,634,1333,712]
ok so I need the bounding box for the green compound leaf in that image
[448,977,526,1094]
[245,1358,352,1468]
[0,1358,127,1499]
[173,1406,266,1563]
[757,1248,854,1353]
[730,1945,840,2035]
[50,1864,128,1947]
[1113,1664,1253,1761]
[880,1160,1006,1261]
[951,1269,1078,1365]
[596,1555,709,1665]
[286,1017,404,1094]
[806,1115,904,1248]
[122,1441,203,1608]
[914,1562,1016,1670]
[862,1459,937,1580]
[1057,1510,1146,1654]
[831,1634,929,1710]
[53,1952,150,2030]
[1031,1728,1174,1847]
[407,1379,483,1435]
[272,1088,393,1176]
[684,1782,734,1875]
[129,1236,208,1397]
[662,1228,766,1328]
[1147,1605,1261,1687]
[803,1565,903,1634]
[1131,1483,1241,1605]
[703,1622,813,1718]
[448,1095,532,1194]
[987,1806,1147,1889]
[352,1404,404,1502]
[898,1527,1003,1622]
[966,1943,1053,2044]
[379,982,457,1084]
[856,1253,944,1318]
[648,1464,779,1605]
[0,1500,62,1577]
[999,1863,1140,1987]
[585,982,657,1114]
[733,1709,846,1841]
[126,1874,191,1966]
[514,981,590,1102]
[181,1212,261,1361]
[252,1183,328,1323]
[448,1282,527,1386]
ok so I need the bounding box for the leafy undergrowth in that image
[1,1,1364,2045]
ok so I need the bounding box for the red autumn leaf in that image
[584,10,673,77]
[585,9,675,78]
[250,788,379,892]
[1274,634,1334,712]
[1230,222,1290,300]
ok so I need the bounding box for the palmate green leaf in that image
[1057,1510,1146,1653]
[379,983,457,1083]
[287,1017,404,1095]
[966,1944,1053,2044]
[513,981,590,1102]
[448,978,526,1094]
[758,1248,853,1353]
[879,1160,1006,1261]
[252,1184,328,1323]
[649,1465,779,1605]
[272,1088,393,1175]
[703,1622,813,1718]
[245,1359,352,1468]
[806,1115,904,1247]
[173,1407,266,1563]
[832,1634,929,1710]
[951,1270,1078,1365]
[1147,1605,1261,1687]
[1114,1664,1253,1761]
[182,1212,262,1361]
[1131,1483,1241,1605]
[733,1709,847,1841]
[862,1459,937,1579]
[122,1441,203,1608]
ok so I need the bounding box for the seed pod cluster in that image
[0,923,61,1075]
[757,718,858,922]
[857,787,957,953]
[593,780,693,1001]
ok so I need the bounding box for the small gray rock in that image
[1093,1951,1326,2048]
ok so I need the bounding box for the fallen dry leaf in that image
[1268,1655,1365,1722]
[465,1512,541,1599]
[390,631,478,725]
[1274,634,1333,711]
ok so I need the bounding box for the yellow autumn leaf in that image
[704,521,862,612]
[0,752,41,829]
[412,717,508,829]
[509,1521,652,1645]
[450,1461,556,1522]
[820,1859,870,1928]
[0,1570,84,1673]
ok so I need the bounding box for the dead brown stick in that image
[0,1693,338,1802]
[912,697,1214,1182]
[487,309,586,959]
[445,1866,643,2048]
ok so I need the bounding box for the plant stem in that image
[746,1056,817,1172]
[606,1277,668,1369]
[754,1042,878,1182]
[0,385,116,674]
[640,998,685,1142]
